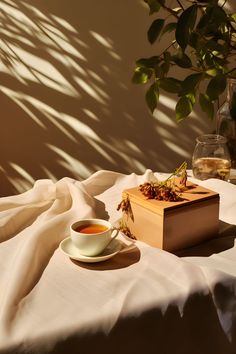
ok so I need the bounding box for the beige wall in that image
[0,0,215,196]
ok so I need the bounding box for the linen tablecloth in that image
[0,170,236,354]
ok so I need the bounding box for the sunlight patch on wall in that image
[5,46,79,96]
[154,96,178,127]
[46,144,92,177]
[88,70,105,84]
[0,86,46,128]
[7,176,34,194]
[123,112,135,123]
[1,82,105,144]
[101,65,111,74]
[22,2,48,20]
[190,125,205,135]
[82,109,99,121]
[88,140,115,164]
[7,162,35,193]
[51,15,77,33]
[1,2,38,32]
[97,139,146,171]
[40,165,58,182]
[0,0,93,101]
[0,0,131,191]
[108,51,122,61]
[91,82,110,100]
[0,0,118,163]
[62,113,100,141]
[164,141,189,158]
[40,22,69,42]
[27,97,79,142]
[3,0,16,7]
[1,86,102,145]
[47,48,87,69]
[39,27,82,57]
[124,140,142,154]
[112,147,146,171]
[9,162,35,184]
[155,125,176,140]
[74,77,107,105]
[73,37,89,49]
[90,31,113,49]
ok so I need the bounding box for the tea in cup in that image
[70,219,119,257]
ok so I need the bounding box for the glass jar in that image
[217,78,236,169]
[192,134,231,181]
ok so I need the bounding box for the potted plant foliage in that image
[132,0,236,122]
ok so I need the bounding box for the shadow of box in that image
[122,180,219,252]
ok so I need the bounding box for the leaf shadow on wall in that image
[0,0,214,196]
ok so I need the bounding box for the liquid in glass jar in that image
[192,134,231,181]
[192,157,231,181]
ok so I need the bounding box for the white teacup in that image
[70,219,119,257]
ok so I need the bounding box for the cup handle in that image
[106,227,119,247]
[111,227,119,240]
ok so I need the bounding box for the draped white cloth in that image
[0,170,236,354]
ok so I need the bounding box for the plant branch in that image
[176,0,185,11]
[161,3,179,19]
[159,40,177,58]
[221,0,227,8]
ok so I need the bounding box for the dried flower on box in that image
[117,162,188,239]
[139,162,187,201]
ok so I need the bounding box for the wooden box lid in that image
[123,179,219,216]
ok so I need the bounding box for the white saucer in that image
[59,237,122,263]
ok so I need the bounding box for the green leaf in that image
[197,5,228,36]
[199,93,214,119]
[148,19,165,44]
[196,7,213,32]
[206,74,227,100]
[159,78,181,93]
[189,31,198,47]
[206,68,221,77]
[175,96,193,121]
[132,67,153,84]
[212,56,228,68]
[160,62,169,75]
[207,40,226,55]
[154,65,164,79]
[212,5,228,23]
[144,0,161,14]
[161,22,177,35]
[231,13,236,22]
[181,73,202,95]
[204,53,214,67]
[186,92,196,105]
[172,52,192,68]
[145,83,159,113]
[176,5,198,50]
[136,56,161,68]
[160,51,171,75]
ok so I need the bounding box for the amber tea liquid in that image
[192,157,231,181]
[75,224,108,234]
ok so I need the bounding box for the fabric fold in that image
[0,177,106,340]
[0,170,236,354]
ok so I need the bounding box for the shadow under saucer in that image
[71,241,140,270]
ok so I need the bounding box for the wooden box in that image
[122,180,219,252]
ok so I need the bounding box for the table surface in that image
[0,170,236,354]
